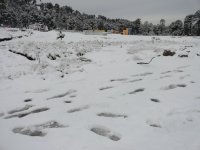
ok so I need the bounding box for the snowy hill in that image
[0,28,200,150]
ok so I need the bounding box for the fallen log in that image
[0,37,13,42]
[9,49,36,61]
[137,57,156,65]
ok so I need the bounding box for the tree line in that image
[0,0,199,35]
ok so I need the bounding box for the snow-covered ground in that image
[0,29,200,150]
[0,27,31,39]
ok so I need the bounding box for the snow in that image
[0,28,200,150]
[0,27,31,39]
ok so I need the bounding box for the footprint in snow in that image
[69,95,77,98]
[132,72,153,77]
[173,70,184,73]
[13,121,66,137]
[163,85,176,90]
[129,88,145,94]
[110,78,128,82]
[90,126,121,141]
[150,98,160,103]
[7,104,34,114]
[177,84,187,87]
[13,128,46,137]
[146,120,162,128]
[46,89,77,100]
[24,98,32,102]
[149,124,162,128]
[97,112,127,118]
[99,86,114,91]
[67,105,89,113]
[127,78,143,83]
[161,84,187,90]
[159,75,172,79]
[64,100,72,103]
[161,70,184,75]
[5,107,49,119]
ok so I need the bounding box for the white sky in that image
[39,0,200,24]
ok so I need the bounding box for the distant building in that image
[29,23,48,32]
[111,29,120,34]
[123,28,132,35]
[83,30,107,35]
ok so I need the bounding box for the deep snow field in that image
[0,28,200,150]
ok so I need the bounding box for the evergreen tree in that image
[142,21,153,35]
[192,10,200,35]
[134,18,141,34]
[169,20,183,36]
[159,19,166,35]
[184,15,193,35]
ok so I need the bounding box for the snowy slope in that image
[0,29,200,150]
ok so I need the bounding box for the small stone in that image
[163,50,176,56]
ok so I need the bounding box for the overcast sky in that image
[40,0,200,24]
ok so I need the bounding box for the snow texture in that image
[0,28,200,150]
